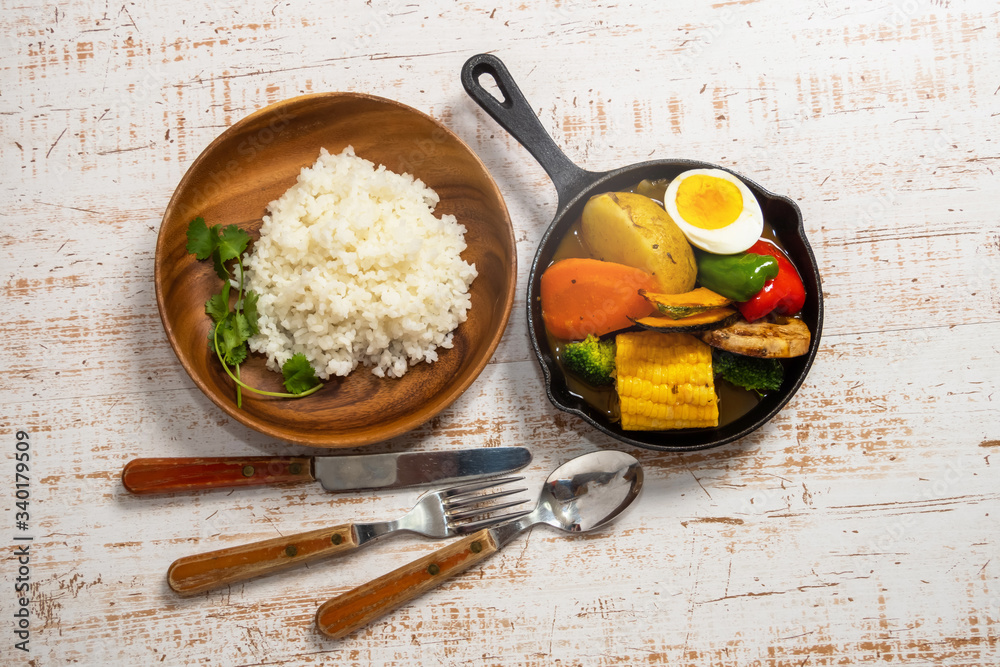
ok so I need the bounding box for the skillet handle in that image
[461,53,597,207]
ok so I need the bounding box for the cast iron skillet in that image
[461,54,823,452]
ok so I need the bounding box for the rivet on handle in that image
[470,541,483,553]
[242,465,255,477]
[331,534,343,545]
[427,563,440,575]
[285,545,298,557]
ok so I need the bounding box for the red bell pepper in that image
[737,239,806,322]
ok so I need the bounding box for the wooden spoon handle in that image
[168,523,358,595]
[315,528,499,639]
[121,457,313,494]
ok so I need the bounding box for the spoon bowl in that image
[491,449,643,539]
[316,450,643,638]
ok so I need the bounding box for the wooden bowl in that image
[155,93,515,447]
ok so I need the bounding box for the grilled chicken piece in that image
[698,315,811,358]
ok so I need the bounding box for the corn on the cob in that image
[615,331,718,430]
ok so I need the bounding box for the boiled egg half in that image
[662,168,763,254]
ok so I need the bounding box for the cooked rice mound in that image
[243,146,478,379]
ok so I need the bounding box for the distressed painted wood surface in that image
[2,1,999,664]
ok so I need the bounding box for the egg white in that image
[662,168,763,255]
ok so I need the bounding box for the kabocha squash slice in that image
[632,307,739,333]
[639,287,732,320]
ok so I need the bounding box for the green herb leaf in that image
[282,353,320,395]
[218,225,251,264]
[226,342,248,366]
[234,312,253,342]
[216,313,243,357]
[205,293,229,322]
[211,251,229,280]
[241,291,260,336]
[186,217,219,260]
[205,282,231,323]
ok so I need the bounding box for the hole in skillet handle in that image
[464,56,517,113]
[475,71,509,107]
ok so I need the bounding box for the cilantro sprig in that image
[185,217,322,406]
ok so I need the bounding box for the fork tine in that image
[454,509,533,534]
[449,498,530,523]
[445,486,527,510]
[438,475,523,498]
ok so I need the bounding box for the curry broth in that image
[543,179,789,429]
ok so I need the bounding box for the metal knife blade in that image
[121,447,532,495]
[313,447,532,492]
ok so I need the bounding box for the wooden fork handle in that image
[122,457,313,494]
[315,528,499,639]
[168,523,358,595]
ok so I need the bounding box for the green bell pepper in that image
[696,250,779,301]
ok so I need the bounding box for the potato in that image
[581,192,697,294]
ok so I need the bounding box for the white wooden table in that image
[3,1,999,664]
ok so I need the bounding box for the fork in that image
[167,476,528,595]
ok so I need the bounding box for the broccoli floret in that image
[562,334,616,386]
[713,349,783,395]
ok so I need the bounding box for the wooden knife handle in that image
[168,523,359,595]
[121,457,313,494]
[315,528,499,639]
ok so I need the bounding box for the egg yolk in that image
[674,175,743,230]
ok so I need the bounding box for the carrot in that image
[540,258,658,340]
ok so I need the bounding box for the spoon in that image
[315,449,643,639]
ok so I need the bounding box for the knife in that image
[121,447,532,495]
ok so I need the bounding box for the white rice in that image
[243,146,477,379]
